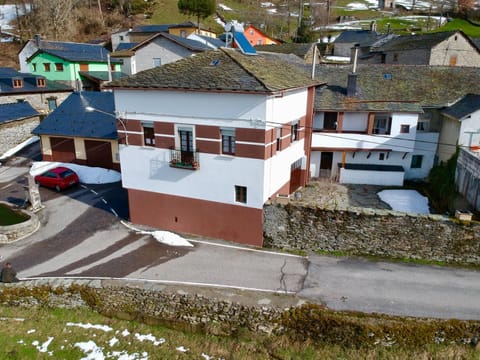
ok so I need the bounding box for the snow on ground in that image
[378,189,430,214]
[30,161,121,184]
[134,333,165,346]
[66,322,113,332]
[0,4,29,29]
[218,3,232,11]
[346,2,370,10]
[323,55,351,62]
[122,221,194,247]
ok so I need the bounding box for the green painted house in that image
[25,40,122,89]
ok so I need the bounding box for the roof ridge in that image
[221,48,270,91]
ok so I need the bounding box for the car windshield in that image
[59,169,75,178]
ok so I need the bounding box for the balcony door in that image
[179,129,194,164]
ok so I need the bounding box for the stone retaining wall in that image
[264,204,480,264]
[0,202,39,243]
[0,117,39,157]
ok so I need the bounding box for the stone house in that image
[255,43,322,64]
[0,67,73,114]
[0,102,40,159]
[333,29,381,57]
[369,31,480,66]
[105,48,321,246]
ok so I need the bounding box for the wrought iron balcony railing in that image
[169,148,200,170]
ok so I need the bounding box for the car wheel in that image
[55,185,61,192]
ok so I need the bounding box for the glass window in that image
[12,79,23,88]
[373,114,392,135]
[143,126,155,146]
[44,63,51,72]
[400,124,410,133]
[221,128,235,155]
[47,97,57,110]
[323,112,337,130]
[55,63,64,71]
[153,58,161,67]
[291,122,299,142]
[411,155,423,168]
[276,127,281,151]
[37,78,46,87]
[235,185,247,203]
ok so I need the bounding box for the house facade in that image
[110,33,211,75]
[0,67,73,114]
[21,38,121,87]
[243,25,280,46]
[32,92,120,171]
[439,94,480,163]
[370,31,480,66]
[106,49,320,246]
[309,64,480,185]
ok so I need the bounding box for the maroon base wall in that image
[128,189,264,247]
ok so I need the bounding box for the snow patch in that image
[218,3,232,11]
[378,189,430,214]
[0,136,39,160]
[109,337,119,347]
[74,340,105,359]
[134,333,165,346]
[122,221,194,247]
[176,345,189,352]
[30,162,121,184]
[66,322,113,332]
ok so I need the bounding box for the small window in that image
[291,122,299,142]
[36,78,46,87]
[12,79,23,88]
[153,58,161,67]
[79,63,88,71]
[221,128,235,155]
[235,185,247,203]
[257,39,262,45]
[55,63,64,71]
[47,97,57,110]
[379,153,385,161]
[417,120,429,132]
[449,54,457,67]
[323,112,337,130]
[110,63,116,72]
[180,30,186,37]
[400,124,410,133]
[250,29,254,35]
[393,53,398,62]
[411,155,423,169]
[32,63,37,72]
[276,127,281,151]
[44,63,51,72]
[119,35,124,41]
[143,125,155,146]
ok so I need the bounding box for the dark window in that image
[400,124,410,133]
[373,114,392,135]
[110,63,116,72]
[291,122,299,142]
[12,79,23,88]
[393,53,398,62]
[221,129,235,155]
[179,129,193,152]
[37,78,46,87]
[411,155,423,168]
[143,126,155,146]
[235,185,247,203]
[47,97,57,110]
[379,153,385,161]
[323,112,337,130]
[276,127,282,151]
[44,63,51,72]
[55,63,64,71]
[32,63,37,72]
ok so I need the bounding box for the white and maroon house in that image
[106,48,321,246]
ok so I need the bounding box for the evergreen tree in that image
[177,0,215,32]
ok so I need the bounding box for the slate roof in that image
[441,93,480,120]
[311,64,480,112]
[334,30,380,45]
[79,71,129,82]
[130,22,197,34]
[28,40,121,63]
[106,48,323,93]
[115,42,138,51]
[255,43,316,59]
[32,91,117,139]
[374,31,460,52]
[0,102,39,124]
[0,67,73,94]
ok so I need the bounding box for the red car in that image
[34,166,80,191]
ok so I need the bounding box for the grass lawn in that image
[0,305,478,359]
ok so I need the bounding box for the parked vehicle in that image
[34,167,79,191]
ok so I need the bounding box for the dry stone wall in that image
[264,204,480,264]
[0,117,39,157]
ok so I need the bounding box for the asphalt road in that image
[1,142,480,319]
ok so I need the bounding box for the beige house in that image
[369,31,480,67]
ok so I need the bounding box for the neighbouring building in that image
[32,91,120,171]
[333,29,381,57]
[105,48,321,246]
[19,36,122,88]
[438,94,480,163]
[0,67,73,114]
[310,64,480,185]
[243,25,281,46]
[110,32,213,75]
[456,148,480,211]
[255,43,322,64]
[369,31,480,66]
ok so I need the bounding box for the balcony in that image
[169,148,200,170]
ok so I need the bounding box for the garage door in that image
[50,137,76,163]
[85,140,113,169]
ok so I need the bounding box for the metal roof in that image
[32,91,117,139]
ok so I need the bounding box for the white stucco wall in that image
[404,132,439,180]
[343,112,368,131]
[339,168,404,185]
